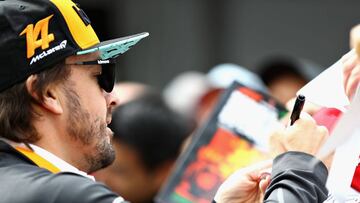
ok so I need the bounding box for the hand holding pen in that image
[271,94,328,155]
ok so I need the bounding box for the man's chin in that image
[99,141,116,168]
[88,139,116,173]
[98,150,115,170]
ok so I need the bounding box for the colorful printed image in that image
[156,82,286,203]
[169,127,265,203]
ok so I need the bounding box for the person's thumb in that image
[259,172,271,193]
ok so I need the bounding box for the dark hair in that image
[257,56,306,86]
[109,92,194,171]
[0,61,70,143]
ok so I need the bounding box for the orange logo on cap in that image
[20,15,55,58]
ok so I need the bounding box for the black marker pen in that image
[290,94,305,126]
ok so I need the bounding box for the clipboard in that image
[156,81,287,203]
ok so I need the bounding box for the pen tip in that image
[298,94,305,100]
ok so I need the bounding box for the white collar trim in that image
[29,143,95,181]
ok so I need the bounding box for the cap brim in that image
[76,32,149,59]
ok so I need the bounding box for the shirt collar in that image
[29,143,95,181]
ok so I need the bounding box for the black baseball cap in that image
[0,0,148,92]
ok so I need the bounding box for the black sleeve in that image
[263,151,329,203]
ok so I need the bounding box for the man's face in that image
[62,53,118,173]
[267,74,306,105]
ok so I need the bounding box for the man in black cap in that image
[0,0,147,202]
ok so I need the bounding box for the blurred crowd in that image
[93,45,354,202]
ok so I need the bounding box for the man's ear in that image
[26,75,63,115]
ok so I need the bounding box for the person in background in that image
[163,64,268,127]
[94,92,194,203]
[163,71,211,123]
[257,56,322,105]
[197,63,269,125]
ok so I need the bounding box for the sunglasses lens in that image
[97,64,115,92]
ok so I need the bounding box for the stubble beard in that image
[63,86,115,173]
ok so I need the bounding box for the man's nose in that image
[104,90,120,108]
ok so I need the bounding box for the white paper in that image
[218,91,281,151]
[318,88,360,202]
[325,130,360,202]
[297,59,349,111]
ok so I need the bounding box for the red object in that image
[238,87,263,102]
[312,107,342,133]
[351,160,360,192]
